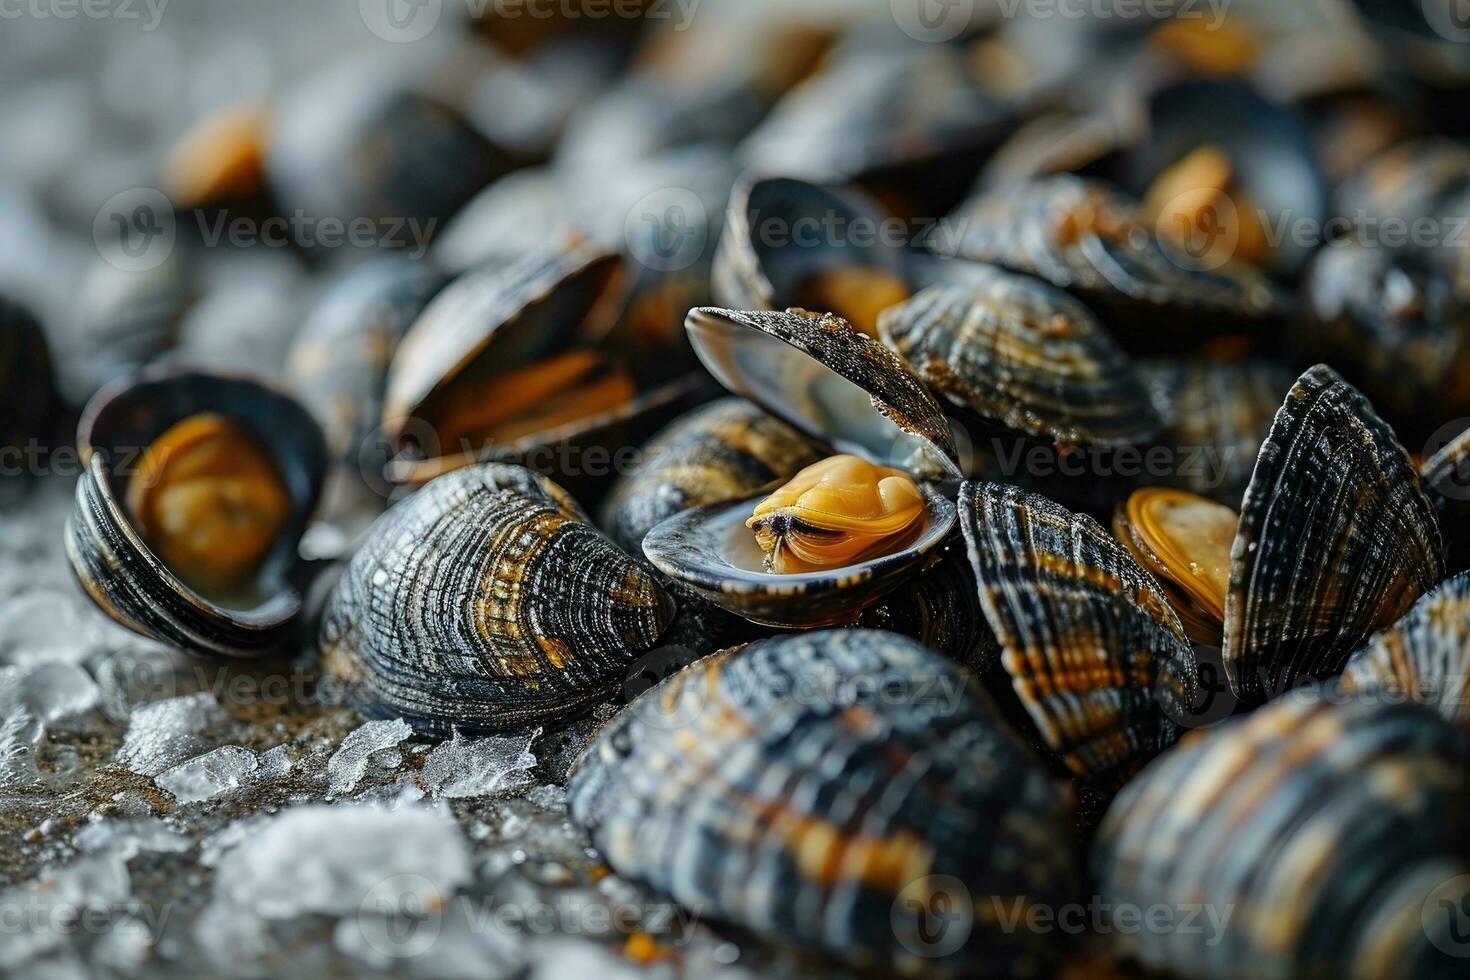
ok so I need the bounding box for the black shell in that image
[1093,687,1470,979]
[0,294,58,456]
[568,629,1080,978]
[929,175,1285,352]
[67,253,195,402]
[1222,365,1446,704]
[1342,571,1470,728]
[65,370,327,658]
[320,463,674,734]
[1140,358,1294,508]
[958,480,1198,804]
[597,397,826,557]
[856,539,1000,673]
[877,268,1162,448]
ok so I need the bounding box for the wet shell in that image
[876,268,1162,448]
[1139,359,1293,507]
[65,370,327,658]
[568,629,1080,978]
[929,175,1284,351]
[1341,571,1470,728]
[320,463,674,734]
[597,397,826,556]
[1,294,58,456]
[958,481,1198,804]
[1222,365,1446,704]
[1093,687,1470,979]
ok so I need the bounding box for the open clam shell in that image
[568,629,1080,978]
[1222,365,1446,704]
[1341,571,1470,728]
[877,267,1162,448]
[959,480,1197,805]
[66,370,326,658]
[320,463,674,734]
[1094,687,1470,979]
[929,175,1285,352]
[597,397,826,556]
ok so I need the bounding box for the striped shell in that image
[1140,359,1293,507]
[597,397,825,556]
[877,269,1161,448]
[568,629,1080,978]
[958,481,1198,805]
[1094,687,1470,979]
[1341,571,1470,728]
[1222,365,1446,704]
[66,370,326,658]
[320,463,674,734]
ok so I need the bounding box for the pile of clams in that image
[25,4,1470,977]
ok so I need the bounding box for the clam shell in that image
[597,397,826,556]
[1341,571,1470,727]
[1093,687,1470,979]
[857,539,1000,672]
[1222,365,1446,704]
[320,463,674,734]
[877,269,1161,448]
[568,629,1080,978]
[1140,358,1293,507]
[929,175,1284,351]
[66,370,327,658]
[958,480,1198,803]
[1332,137,1470,231]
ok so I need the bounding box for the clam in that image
[1093,686,1470,979]
[1341,571,1470,728]
[1332,137,1470,232]
[65,370,327,658]
[959,480,1198,805]
[380,243,702,498]
[641,307,960,628]
[856,538,999,673]
[568,629,1081,978]
[320,463,674,734]
[1139,358,1293,507]
[927,175,1286,353]
[1,294,59,460]
[598,397,826,556]
[163,100,269,214]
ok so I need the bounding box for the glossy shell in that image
[65,370,327,658]
[286,259,448,462]
[320,463,674,734]
[1094,687,1470,979]
[1,294,58,455]
[597,397,826,557]
[877,268,1162,448]
[959,480,1198,805]
[1222,365,1446,704]
[1341,571,1470,727]
[930,175,1284,351]
[568,629,1080,978]
[1140,359,1293,507]
[67,252,195,402]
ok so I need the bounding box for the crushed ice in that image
[326,717,412,795]
[422,728,541,800]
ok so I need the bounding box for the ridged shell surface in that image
[959,481,1197,802]
[321,463,674,734]
[568,629,1079,978]
[1222,365,1446,704]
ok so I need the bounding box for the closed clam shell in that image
[1341,571,1470,727]
[1222,365,1446,705]
[568,629,1080,978]
[597,397,825,556]
[66,370,326,658]
[958,481,1197,805]
[1140,358,1293,507]
[1093,687,1470,979]
[320,463,674,734]
[929,175,1284,351]
[877,268,1161,448]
